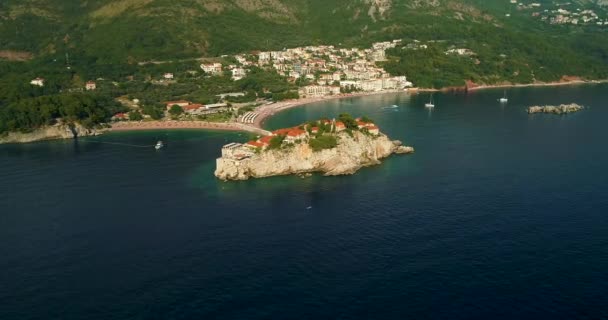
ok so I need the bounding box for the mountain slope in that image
[3,0,605,60]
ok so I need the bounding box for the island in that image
[527,103,584,114]
[214,114,414,181]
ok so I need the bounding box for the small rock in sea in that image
[527,103,583,114]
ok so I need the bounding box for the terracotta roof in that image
[272,128,292,136]
[183,104,204,111]
[259,136,273,144]
[247,141,264,148]
[335,121,345,128]
[287,128,307,137]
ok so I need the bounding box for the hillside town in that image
[512,0,608,26]
[201,39,413,98]
[107,39,415,126]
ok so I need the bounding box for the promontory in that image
[215,114,414,181]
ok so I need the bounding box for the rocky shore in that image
[0,123,104,144]
[527,103,584,115]
[215,130,414,181]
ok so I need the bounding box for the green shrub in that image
[309,135,338,152]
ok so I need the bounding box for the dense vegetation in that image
[0,93,122,134]
[309,135,338,152]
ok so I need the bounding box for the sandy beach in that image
[111,120,270,136]
[252,89,408,128]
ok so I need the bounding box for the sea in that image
[1,84,608,319]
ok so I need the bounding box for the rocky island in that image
[527,103,584,114]
[215,114,414,181]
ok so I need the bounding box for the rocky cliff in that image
[0,123,104,144]
[215,131,413,181]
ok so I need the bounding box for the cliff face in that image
[215,131,413,181]
[0,123,104,144]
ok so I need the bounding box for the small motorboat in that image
[155,141,164,150]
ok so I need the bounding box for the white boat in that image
[499,90,508,103]
[425,94,435,108]
[155,141,164,150]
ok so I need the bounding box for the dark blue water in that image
[1,85,608,319]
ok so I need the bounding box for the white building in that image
[85,81,96,91]
[299,85,340,98]
[30,78,45,87]
[231,68,247,80]
[200,63,223,75]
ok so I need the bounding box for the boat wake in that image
[382,105,399,109]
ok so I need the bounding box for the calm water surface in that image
[1,85,608,319]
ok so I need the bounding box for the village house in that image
[183,104,205,113]
[85,81,96,91]
[112,112,128,121]
[334,121,346,132]
[284,128,308,142]
[246,140,267,150]
[231,67,247,80]
[357,120,374,129]
[367,126,380,135]
[30,77,45,87]
[165,100,191,110]
[200,63,223,75]
[163,73,174,79]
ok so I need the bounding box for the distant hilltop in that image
[215,114,414,181]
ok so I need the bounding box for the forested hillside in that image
[1,0,607,61]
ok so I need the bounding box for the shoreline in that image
[467,79,608,92]
[108,79,606,134]
[110,120,270,136]
[252,89,409,128]
[6,79,602,144]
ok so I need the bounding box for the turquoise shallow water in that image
[1,84,608,319]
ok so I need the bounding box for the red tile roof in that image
[335,121,345,128]
[272,128,292,136]
[287,128,307,137]
[183,104,204,111]
[259,136,273,144]
[247,141,264,148]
